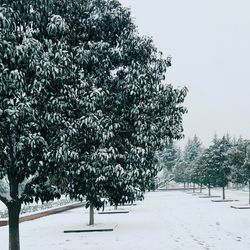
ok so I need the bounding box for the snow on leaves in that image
[0,0,187,213]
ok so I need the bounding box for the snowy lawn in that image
[1,189,250,250]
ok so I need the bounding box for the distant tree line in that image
[160,135,250,202]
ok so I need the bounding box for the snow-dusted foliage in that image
[172,135,203,186]
[228,138,250,203]
[56,0,188,210]
[155,143,181,188]
[228,138,250,184]
[183,135,203,163]
[0,0,187,247]
[189,135,232,194]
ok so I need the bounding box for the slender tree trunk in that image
[193,183,195,193]
[114,205,118,210]
[89,203,94,225]
[208,184,211,197]
[184,182,186,190]
[200,184,202,193]
[8,202,21,250]
[248,181,250,205]
[222,186,225,200]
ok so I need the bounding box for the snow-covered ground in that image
[1,189,250,250]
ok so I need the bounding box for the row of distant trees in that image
[159,135,250,202]
[0,1,187,250]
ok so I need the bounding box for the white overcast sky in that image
[119,0,250,147]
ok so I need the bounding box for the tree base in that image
[211,199,238,202]
[199,195,220,198]
[64,223,117,233]
[98,210,129,214]
[0,202,84,228]
[231,205,250,209]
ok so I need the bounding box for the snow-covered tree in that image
[243,146,250,204]
[155,143,181,187]
[181,135,203,190]
[0,0,146,248]
[183,135,203,163]
[190,151,215,194]
[61,0,188,224]
[228,139,250,203]
[0,5,188,250]
[228,138,248,184]
[0,1,80,249]
[162,143,181,172]
[198,135,232,199]
[173,160,189,188]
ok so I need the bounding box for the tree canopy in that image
[0,0,188,248]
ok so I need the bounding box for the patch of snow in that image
[0,176,11,203]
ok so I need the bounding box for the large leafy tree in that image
[0,0,81,249]
[0,2,188,250]
[61,0,188,224]
[0,0,133,248]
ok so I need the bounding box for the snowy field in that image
[1,189,250,250]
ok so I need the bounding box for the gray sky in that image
[119,0,250,147]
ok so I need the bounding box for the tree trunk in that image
[222,186,225,200]
[208,184,211,197]
[114,205,118,210]
[184,182,186,190]
[89,204,94,225]
[199,184,202,193]
[248,181,250,205]
[8,202,21,250]
[193,183,195,193]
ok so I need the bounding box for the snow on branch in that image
[0,175,11,204]
[18,172,39,198]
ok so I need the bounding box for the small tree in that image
[228,139,250,203]
[183,135,203,190]
[173,160,188,188]
[156,143,181,188]
[199,136,232,199]
[183,135,202,162]
[193,148,215,196]
[242,146,250,204]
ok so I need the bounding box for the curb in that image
[0,202,85,227]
